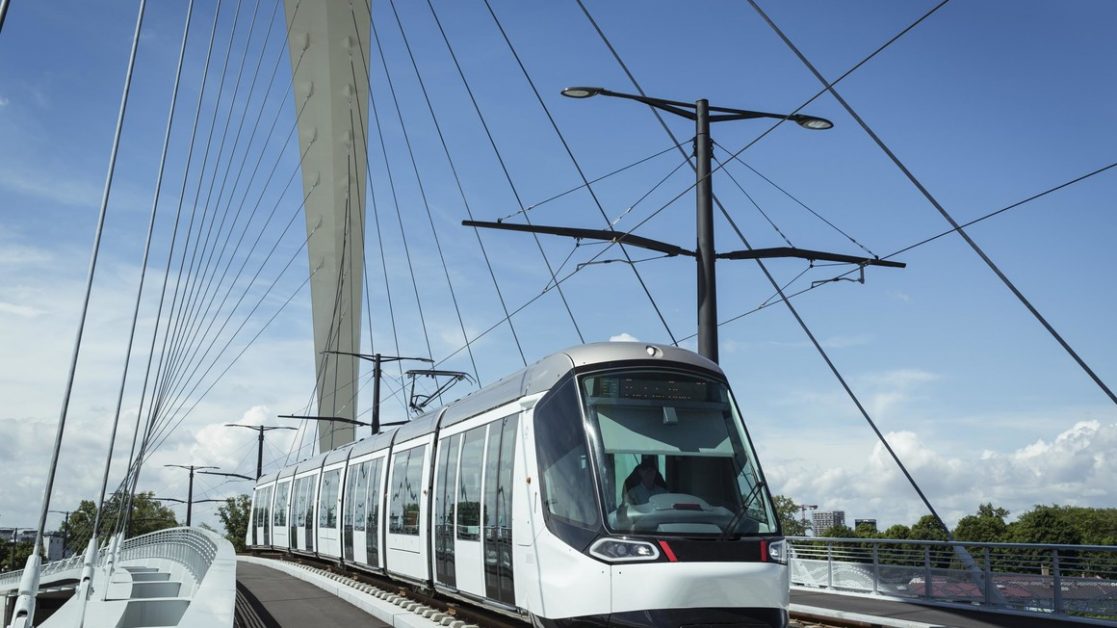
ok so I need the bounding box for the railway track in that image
[246,550,858,628]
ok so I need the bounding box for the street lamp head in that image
[791,114,833,130]
[561,86,604,99]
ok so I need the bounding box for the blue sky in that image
[1,0,1115,532]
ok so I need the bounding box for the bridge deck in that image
[236,561,389,628]
[792,590,1085,627]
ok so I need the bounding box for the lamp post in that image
[223,425,297,480]
[163,465,218,526]
[465,88,904,364]
[562,87,831,363]
[323,351,432,434]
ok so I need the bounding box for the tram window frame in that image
[456,426,485,541]
[366,458,383,563]
[352,461,369,532]
[273,481,290,527]
[434,434,461,585]
[389,446,426,536]
[483,415,519,603]
[534,376,602,549]
[319,470,340,529]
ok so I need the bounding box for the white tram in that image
[248,342,789,627]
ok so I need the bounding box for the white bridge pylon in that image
[284,0,371,452]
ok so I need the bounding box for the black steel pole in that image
[186,466,194,527]
[256,427,264,480]
[372,353,382,434]
[695,99,718,363]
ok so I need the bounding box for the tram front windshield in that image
[580,370,777,537]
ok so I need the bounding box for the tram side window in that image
[292,478,305,527]
[343,466,358,529]
[366,458,383,563]
[535,377,600,545]
[319,470,340,528]
[352,461,369,532]
[262,486,272,528]
[273,481,290,527]
[389,447,426,536]
[457,427,485,541]
[435,434,461,585]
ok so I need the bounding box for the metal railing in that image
[789,536,1117,622]
[0,527,221,594]
[116,527,219,585]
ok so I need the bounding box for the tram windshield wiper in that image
[719,480,767,540]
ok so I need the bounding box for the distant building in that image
[1,529,66,561]
[855,518,878,533]
[812,510,846,536]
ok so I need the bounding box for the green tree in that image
[1,542,38,572]
[772,495,808,536]
[217,495,251,553]
[881,524,911,540]
[909,514,949,541]
[826,523,856,538]
[60,491,178,553]
[1007,506,1082,545]
[954,503,1009,542]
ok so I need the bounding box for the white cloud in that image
[765,420,1117,528]
[0,301,43,318]
[0,96,9,107]
[609,332,639,342]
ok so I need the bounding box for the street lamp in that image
[467,86,900,364]
[223,424,297,480]
[163,465,218,526]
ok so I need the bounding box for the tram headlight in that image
[589,538,661,562]
[767,539,788,565]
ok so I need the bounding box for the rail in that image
[789,536,1117,623]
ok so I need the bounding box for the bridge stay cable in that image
[147,130,318,433]
[145,188,321,451]
[481,0,679,347]
[153,0,248,401]
[118,0,226,539]
[425,0,586,344]
[705,159,1117,332]
[574,0,958,542]
[383,0,528,369]
[12,2,149,624]
[365,39,437,365]
[153,0,292,387]
[746,0,1117,409]
[368,8,481,386]
[88,0,197,563]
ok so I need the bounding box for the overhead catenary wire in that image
[712,152,795,248]
[746,0,1117,408]
[419,0,951,368]
[713,140,875,256]
[707,161,1117,332]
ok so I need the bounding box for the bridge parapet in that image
[0,527,234,627]
[789,536,1117,624]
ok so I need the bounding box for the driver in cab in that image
[626,460,667,505]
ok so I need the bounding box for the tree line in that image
[775,496,1116,546]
